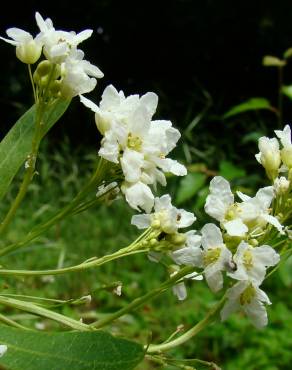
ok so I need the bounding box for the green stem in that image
[28,64,37,103]
[0,103,45,235]
[147,295,226,353]
[0,312,31,330]
[91,266,196,329]
[0,296,92,331]
[0,230,153,276]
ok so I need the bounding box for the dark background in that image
[1,0,292,147]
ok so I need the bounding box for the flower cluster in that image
[0,12,103,98]
[81,86,186,212]
[129,124,292,327]
[131,186,282,327]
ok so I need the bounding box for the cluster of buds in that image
[0,12,103,99]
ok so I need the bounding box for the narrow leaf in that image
[219,160,246,180]
[0,99,70,201]
[0,326,144,370]
[176,172,206,205]
[282,85,292,100]
[223,98,272,119]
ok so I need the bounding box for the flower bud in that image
[167,233,187,246]
[274,176,290,194]
[95,112,111,135]
[16,39,42,64]
[281,146,292,168]
[256,137,281,179]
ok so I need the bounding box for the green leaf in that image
[0,99,70,201]
[219,161,246,181]
[282,85,292,100]
[176,172,206,205]
[0,326,144,370]
[223,98,272,119]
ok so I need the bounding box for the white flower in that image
[205,176,284,236]
[171,230,202,266]
[221,281,271,328]
[275,124,291,147]
[255,137,281,178]
[81,85,186,212]
[237,186,284,234]
[200,223,232,292]
[275,124,292,168]
[35,12,93,63]
[274,176,290,194]
[0,344,7,357]
[228,241,280,284]
[0,27,42,64]
[131,194,196,234]
[60,49,103,98]
[205,176,248,237]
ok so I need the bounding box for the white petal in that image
[204,195,228,221]
[155,158,187,176]
[172,281,187,301]
[79,95,99,112]
[100,85,122,110]
[185,230,202,248]
[275,124,291,147]
[171,246,202,266]
[140,92,158,117]
[121,148,144,183]
[123,182,154,213]
[154,194,172,212]
[201,223,223,249]
[253,245,280,267]
[131,214,151,229]
[220,299,240,322]
[209,176,234,205]
[236,191,251,202]
[224,219,248,237]
[6,27,32,42]
[205,269,223,292]
[128,105,150,137]
[255,186,274,209]
[35,12,49,32]
[178,209,196,228]
[262,214,284,234]
[244,300,268,328]
[75,29,93,43]
[0,345,7,358]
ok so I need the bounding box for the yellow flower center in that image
[203,247,221,266]
[225,203,242,221]
[243,249,253,270]
[127,133,142,151]
[239,284,256,305]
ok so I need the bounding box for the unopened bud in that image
[16,40,42,64]
[167,233,187,246]
[281,146,292,168]
[151,219,161,229]
[95,112,111,135]
[249,239,259,247]
[149,238,158,247]
[50,80,61,97]
[274,176,290,194]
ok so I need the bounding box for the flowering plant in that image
[0,11,290,370]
